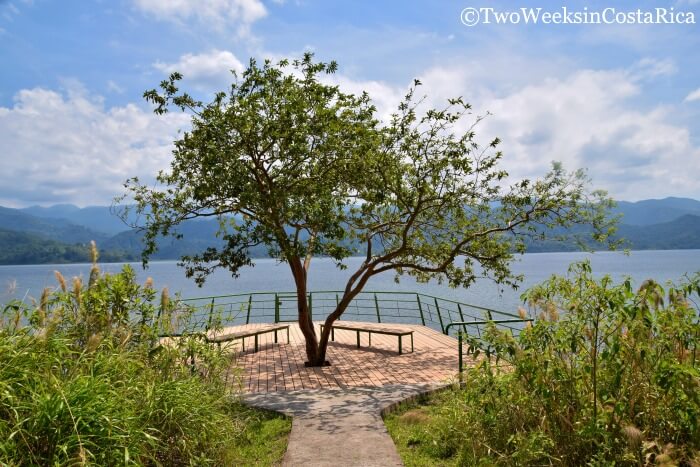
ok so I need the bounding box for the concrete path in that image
[244,383,446,467]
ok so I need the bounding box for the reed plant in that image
[0,244,289,466]
[387,262,700,465]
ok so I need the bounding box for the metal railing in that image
[172,290,533,375]
[176,290,528,334]
[445,320,533,382]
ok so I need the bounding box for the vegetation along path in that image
[245,384,445,466]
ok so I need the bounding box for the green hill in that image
[2,200,700,265]
[0,206,109,244]
[612,197,700,226]
[0,229,135,265]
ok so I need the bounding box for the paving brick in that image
[217,322,472,393]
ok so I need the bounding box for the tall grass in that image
[0,245,289,465]
[386,262,700,466]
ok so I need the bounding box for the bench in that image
[320,322,414,355]
[207,323,290,353]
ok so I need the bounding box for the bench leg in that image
[369,332,371,347]
[411,333,414,353]
[287,327,290,344]
[255,334,258,353]
[399,335,402,355]
[274,329,278,344]
[320,324,333,341]
[356,330,360,348]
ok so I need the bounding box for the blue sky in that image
[0,0,699,207]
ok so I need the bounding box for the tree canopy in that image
[122,54,615,365]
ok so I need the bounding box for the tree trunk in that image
[295,259,373,367]
[289,258,321,365]
[314,312,339,364]
[311,277,371,365]
[302,289,358,366]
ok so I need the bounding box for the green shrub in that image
[387,262,700,466]
[0,247,289,465]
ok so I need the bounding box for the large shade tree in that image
[122,54,615,366]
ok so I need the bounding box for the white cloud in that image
[132,0,266,34]
[3,60,697,208]
[331,62,700,200]
[685,88,700,102]
[633,58,678,79]
[2,2,20,21]
[0,86,189,207]
[153,50,245,90]
[326,75,405,123]
[468,68,700,200]
[327,66,474,124]
[106,80,125,94]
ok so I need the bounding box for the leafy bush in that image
[0,245,289,465]
[387,262,700,466]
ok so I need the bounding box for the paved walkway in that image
[233,322,468,465]
[245,383,447,467]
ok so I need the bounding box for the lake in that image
[1,250,699,314]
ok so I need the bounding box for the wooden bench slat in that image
[208,324,290,353]
[321,322,414,354]
[329,326,412,336]
[326,323,412,335]
[159,324,290,354]
[208,324,289,343]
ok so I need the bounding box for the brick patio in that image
[218,321,468,393]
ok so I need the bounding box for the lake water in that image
[1,250,699,314]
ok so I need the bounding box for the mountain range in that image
[0,197,699,265]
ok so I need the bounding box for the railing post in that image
[336,293,340,321]
[484,310,493,338]
[434,297,445,334]
[207,297,215,330]
[459,331,464,384]
[275,293,280,323]
[457,303,467,335]
[374,293,381,323]
[308,293,313,322]
[246,295,252,324]
[416,294,426,326]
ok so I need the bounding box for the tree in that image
[121,54,615,367]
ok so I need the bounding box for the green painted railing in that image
[445,320,534,382]
[171,291,533,375]
[175,290,529,338]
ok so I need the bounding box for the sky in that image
[0,0,699,207]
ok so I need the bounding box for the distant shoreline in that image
[3,248,700,268]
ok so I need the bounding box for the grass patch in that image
[226,403,291,466]
[384,391,460,467]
